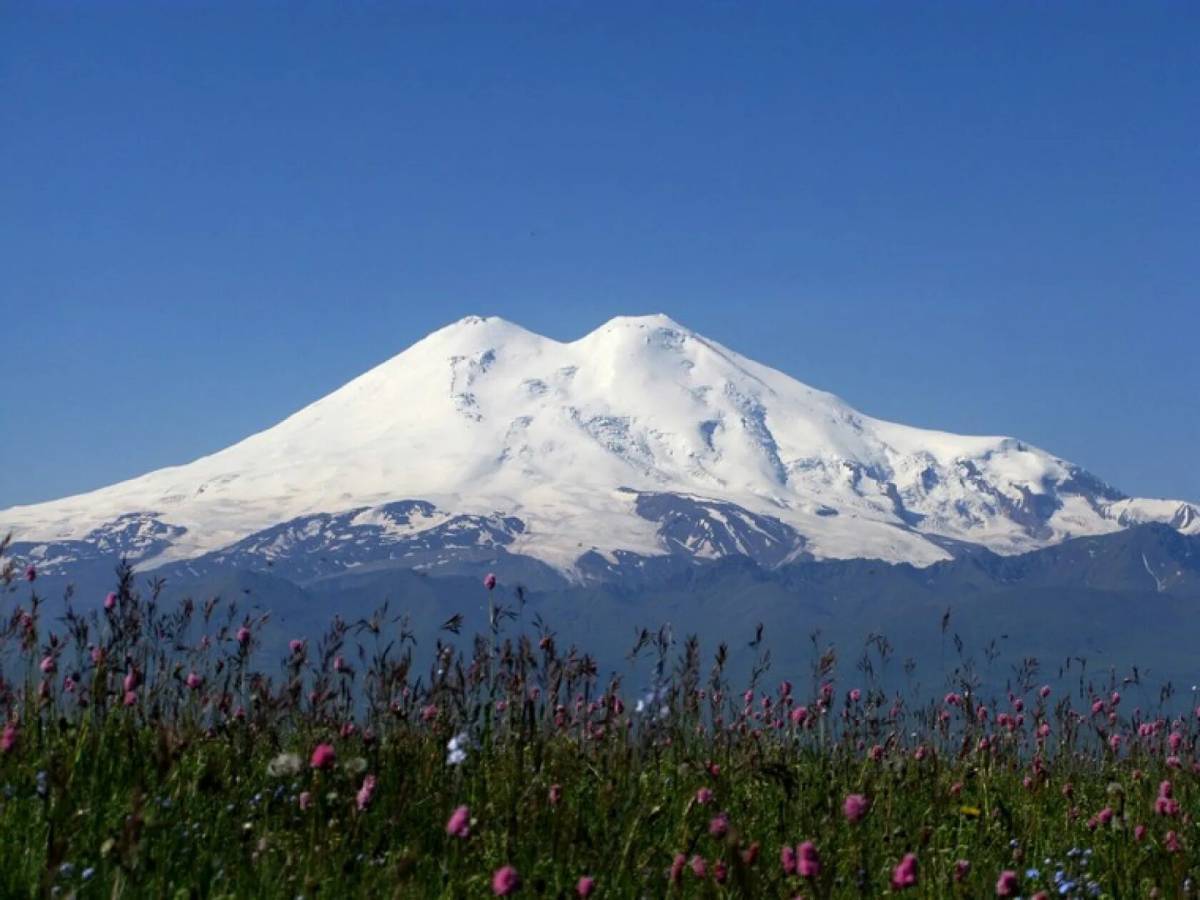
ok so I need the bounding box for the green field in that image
[1,553,1196,898]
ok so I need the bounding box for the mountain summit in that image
[5,314,1197,580]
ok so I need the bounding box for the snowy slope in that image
[3,314,1197,579]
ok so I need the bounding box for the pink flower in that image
[1,723,17,754]
[843,793,870,823]
[890,853,918,890]
[1155,795,1180,817]
[689,855,707,879]
[123,690,137,706]
[446,804,470,838]
[104,592,117,611]
[797,841,820,879]
[355,774,377,812]
[298,791,312,810]
[123,670,140,692]
[421,704,439,722]
[954,859,970,882]
[484,573,497,591]
[1098,806,1113,825]
[1039,685,1051,698]
[709,813,730,837]
[236,626,251,646]
[185,672,202,690]
[1165,830,1182,853]
[289,639,305,655]
[1134,824,1147,842]
[1108,733,1122,753]
[695,787,714,805]
[576,876,595,897]
[995,869,1019,896]
[790,706,808,725]
[549,783,563,805]
[310,743,336,770]
[25,565,36,582]
[670,853,687,884]
[713,860,728,884]
[849,688,861,703]
[491,864,520,896]
[780,845,796,875]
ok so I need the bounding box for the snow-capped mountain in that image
[4,314,1197,582]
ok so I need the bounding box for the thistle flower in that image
[355,774,377,812]
[446,805,470,838]
[1,723,17,754]
[576,876,595,897]
[484,573,497,591]
[104,592,117,611]
[797,841,820,879]
[843,793,870,823]
[310,743,336,770]
[890,853,917,890]
[995,870,1019,896]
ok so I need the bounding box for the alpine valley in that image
[5,315,1199,685]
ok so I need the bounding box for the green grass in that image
[1,556,1197,898]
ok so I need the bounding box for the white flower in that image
[446,732,469,766]
[267,753,302,778]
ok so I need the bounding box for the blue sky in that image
[1,2,1197,508]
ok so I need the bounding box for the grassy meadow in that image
[1,543,1197,898]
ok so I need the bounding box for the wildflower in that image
[268,753,302,777]
[491,864,520,896]
[670,853,687,884]
[104,592,117,611]
[780,845,797,875]
[790,706,808,725]
[446,804,470,838]
[742,841,760,865]
[310,743,336,770]
[1165,830,1182,853]
[1,723,17,754]
[289,639,305,655]
[421,704,439,722]
[355,774,377,812]
[446,732,468,766]
[797,841,820,879]
[40,656,56,675]
[576,876,595,897]
[549,784,562,805]
[695,787,714,805]
[1040,685,1051,698]
[849,688,862,703]
[484,573,497,591]
[123,690,137,706]
[236,626,251,646]
[954,860,970,882]
[1134,824,1147,842]
[996,870,1019,896]
[185,672,203,690]
[690,855,707,879]
[709,812,730,837]
[890,853,918,890]
[25,565,36,582]
[843,793,870,823]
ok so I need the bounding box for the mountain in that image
[3,314,1197,582]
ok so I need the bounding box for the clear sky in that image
[1,2,1197,509]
